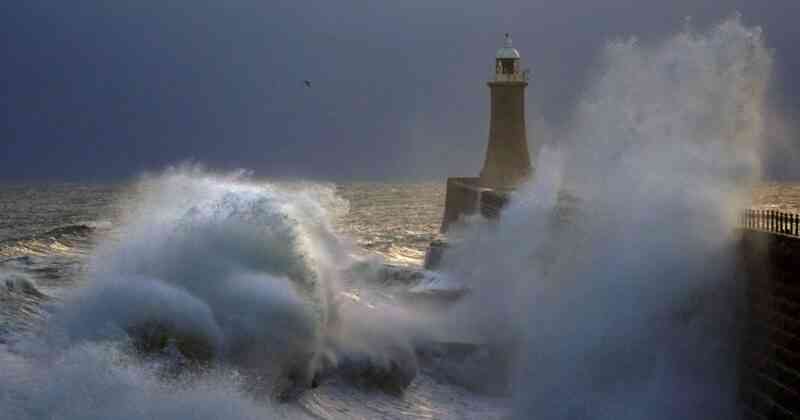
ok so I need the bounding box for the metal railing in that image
[492,72,528,82]
[741,209,800,236]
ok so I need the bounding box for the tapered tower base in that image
[424,34,532,269]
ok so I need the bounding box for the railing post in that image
[758,209,762,230]
[769,210,774,232]
[794,214,800,236]
[784,212,788,233]
[773,210,777,232]
[765,210,772,232]
[782,212,787,233]
[794,213,798,235]
[774,210,778,232]
[771,210,775,232]
[767,210,771,231]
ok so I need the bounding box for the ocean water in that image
[336,182,444,266]
[1,179,789,419]
[0,181,444,265]
[0,177,796,420]
[0,179,792,378]
[0,178,507,420]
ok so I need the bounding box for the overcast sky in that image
[2,1,798,182]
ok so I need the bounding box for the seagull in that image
[303,80,312,88]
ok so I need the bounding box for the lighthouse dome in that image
[496,34,520,59]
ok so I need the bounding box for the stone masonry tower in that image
[479,34,532,189]
[428,33,537,259]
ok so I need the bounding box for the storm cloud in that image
[2,1,798,181]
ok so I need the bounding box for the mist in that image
[440,17,770,418]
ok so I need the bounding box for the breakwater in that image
[429,204,800,418]
[739,209,800,419]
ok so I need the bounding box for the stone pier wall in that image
[439,177,482,233]
[439,178,512,233]
[427,180,511,269]
[430,201,800,415]
[430,202,800,415]
[739,229,800,419]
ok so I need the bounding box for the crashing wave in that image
[9,169,428,401]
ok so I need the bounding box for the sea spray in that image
[442,17,772,419]
[0,167,445,419]
[54,169,355,391]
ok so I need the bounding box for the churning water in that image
[0,173,506,420]
[0,17,791,420]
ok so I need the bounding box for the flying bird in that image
[303,80,312,88]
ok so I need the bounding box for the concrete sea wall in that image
[429,200,800,416]
[426,180,510,269]
[739,228,800,419]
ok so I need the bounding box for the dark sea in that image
[0,179,507,420]
[0,179,792,419]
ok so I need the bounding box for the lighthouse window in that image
[500,59,515,74]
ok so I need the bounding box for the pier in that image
[739,209,800,419]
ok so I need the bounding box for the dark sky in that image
[2,1,799,182]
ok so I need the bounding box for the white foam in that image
[443,17,772,419]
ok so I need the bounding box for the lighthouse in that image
[479,33,532,188]
[428,34,537,250]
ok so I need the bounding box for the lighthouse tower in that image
[429,33,537,251]
[479,33,532,188]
